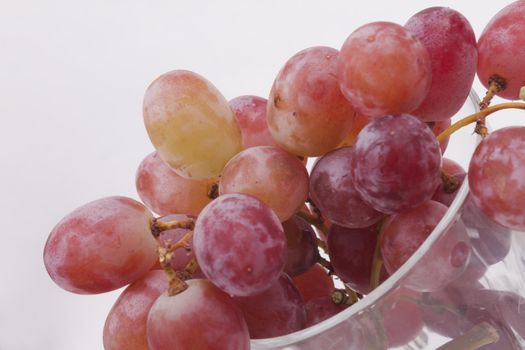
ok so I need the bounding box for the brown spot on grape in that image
[367,35,375,43]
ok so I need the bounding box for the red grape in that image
[136,152,215,216]
[282,215,319,277]
[338,22,431,118]
[292,264,335,303]
[305,297,348,327]
[469,126,525,230]
[352,114,442,214]
[432,158,466,207]
[193,193,286,296]
[405,7,477,122]
[219,146,309,221]
[44,196,157,294]
[477,0,525,100]
[147,279,249,350]
[229,95,281,150]
[380,200,470,291]
[233,274,306,338]
[103,270,167,350]
[309,147,384,228]
[267,46,355,156]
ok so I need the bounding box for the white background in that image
[0,1,522,349]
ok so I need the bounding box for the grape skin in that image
[103,270,167,350]
[405,7,477,122]
[143,70,242,179]
[233,274,306,339]
[282,215,319,277]
[193,193,286,296]
[305,297,348,328]
[338,22,431,118]
[147,279,250,350]
[477,0,525,100]
[267,46,355,156]
[352,114,442,214]
[292,263,335,302]
[136,152,215,216]
[229,95,281,150]
[44,196,158,294]
[468,126,525,230]
[380,200,470,292]
[219,146,309,221]
[310,146,384,228]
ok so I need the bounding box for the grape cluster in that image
[44,2,525,349]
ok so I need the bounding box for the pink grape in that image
[338,22,431,118]
[352,114,442,214]
[135,152,215,216]
[380,200,470,291]
[233,274,306,339]
[267,46,355,156]
[219,146,309,221]
[292,264,335,302]
[461,197,512,265]
[469,126,525,230]
[309,146,384,228]
[380,288,424,347]
[432,158,466,207]
[103,270,167,350]
[193,193,286,296]
[305,297,348,327]
[229,95,281,149]
[147,279,249,350]
[405,7,477,122]
[327,224,389,295]
[143,70,242,179]
[477,0,525,100]
[44,196,158,294]
[282,215,319,277]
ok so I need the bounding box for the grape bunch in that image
[44,1,525,349]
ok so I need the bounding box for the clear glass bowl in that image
[251,91,525,349]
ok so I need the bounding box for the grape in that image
[147,279,249,350]
[310,146,384,228]
[267,46,355,156]
[469,126,525,230]
[143,70,242,179]
[380,200,470,291]
[327,224,385,295]
[380,288,424,347]
[229,95,281,150]
[135,152,215,216]
[103,270,167,350]
[338,22,431,118]
[405,7,477,122]
[292,264,335,302]
[305,297,348,327]
[461,197,512,265]
[352,114,442,214]
[193,193,286,296]
[219,146,309,221]
[282,215,319,277]
[477,0,525,100]
[233,274,306,339]
[432,158,466,207]
[43,196,157,294]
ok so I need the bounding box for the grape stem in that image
[476,77,507,137]
[158,230,194,296]
[150,217,195,238]
[436,322,499,350]
[296,207,329,238]
[436,102,525,143]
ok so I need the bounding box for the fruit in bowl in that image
[44,1,525,349]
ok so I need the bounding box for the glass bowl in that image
[251,91,525,349]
